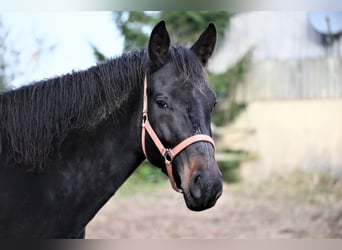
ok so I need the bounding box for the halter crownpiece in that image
[141,76,216,193]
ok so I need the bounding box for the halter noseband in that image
[141,76,215,193]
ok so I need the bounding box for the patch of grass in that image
[217,149,255,183]
[231,170,342,205]
[116,162,168,196]
[218,159,241,183]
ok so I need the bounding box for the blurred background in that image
[1,11,341,238]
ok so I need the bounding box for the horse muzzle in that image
[177,145,223,211]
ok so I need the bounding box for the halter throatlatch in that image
[141,76,215,193]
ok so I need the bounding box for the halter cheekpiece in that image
[141,76,215,193]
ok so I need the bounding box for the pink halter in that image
[141,76,215,193]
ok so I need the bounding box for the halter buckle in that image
[164,148,174,162]
[142,113,148,126]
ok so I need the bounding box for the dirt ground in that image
[86,176,342,239]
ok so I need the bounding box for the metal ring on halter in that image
[164,148,174,162]
[142,113,148,126]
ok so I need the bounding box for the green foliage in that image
[210,49,252,127]
[0,74,6,92]
[0,19,10,91]
[208,50,253,183]
[113,11,231,51]
[212,102,247,128]
[218,160,241,183]
[116,161,168,196]
[89,42,106,62]
[113,12,156,51]
[0,18,23,91]
[132,161,167,184]
[217,149,252,183]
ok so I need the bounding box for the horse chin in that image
[182,190,221,212]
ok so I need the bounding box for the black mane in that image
[0,45,205,168]
[0,49,147,167]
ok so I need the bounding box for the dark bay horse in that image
[0,21,222,238]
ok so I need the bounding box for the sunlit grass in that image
[230,170,342,205]
[116,161,169,196]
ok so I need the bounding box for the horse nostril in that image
[190,173,202,200]
[194,174,201,185]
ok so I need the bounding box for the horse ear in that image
[191,23,217,66]
[148,20,170,68]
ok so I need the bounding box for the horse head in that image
[142,21,223,211]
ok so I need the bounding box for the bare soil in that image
[86,177,342,239]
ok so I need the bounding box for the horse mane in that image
[0,45,205,169]
[0,49,147,168]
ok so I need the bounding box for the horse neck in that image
[58,61,146,184]
[52,66,147,237]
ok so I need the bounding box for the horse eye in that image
[156,100,169,109]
